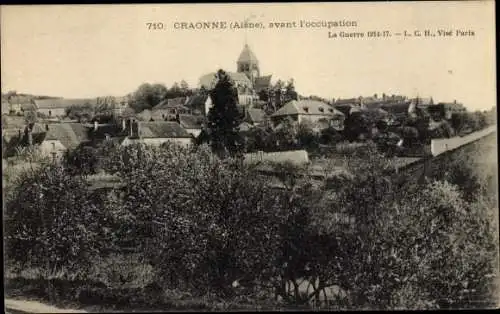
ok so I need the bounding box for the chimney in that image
[94,120,98,131]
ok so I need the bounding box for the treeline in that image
[4,137,498,310]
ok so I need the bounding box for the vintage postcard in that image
[2,2,498,312]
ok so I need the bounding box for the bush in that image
[99,143,290,296]
[4,163,106,278]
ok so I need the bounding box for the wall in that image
[298,114,335,124]
[244,149,309,165]
[431,125,496,156]
[38,108,67,117]
[122,137,192,148]
[185,129,201,138]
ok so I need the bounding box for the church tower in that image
[237,44,260,85]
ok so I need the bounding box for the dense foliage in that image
[4,134,498,310]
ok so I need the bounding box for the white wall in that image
[122,137,192,148]
[38,108,67,117]
[244,150,309,165]
[185,129,201,138]
[298,114,336,124]
[431,125,496,156]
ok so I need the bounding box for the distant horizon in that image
[1,3,496,110]
[2,88,491,111]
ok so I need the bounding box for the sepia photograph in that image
[2,2,498,312]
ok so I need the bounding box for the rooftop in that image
[138,121,192,138]
[178,114,205,129]
[43,123,91,149]
[237,44,259,64]
[272,100,345,117]
[34,98,98,109]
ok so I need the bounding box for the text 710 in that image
[146,22,165,30]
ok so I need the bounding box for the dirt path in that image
[4,298,88,313]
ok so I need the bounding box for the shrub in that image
[4,163,106,278]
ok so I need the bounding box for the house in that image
[39,123,91,158]
[121,121,193,147]
[7,95,34,115]
[243,108,267,126]
[427,100,466,120]
[334,98,360,116]
[178,114,205,137]
[185,93,212,116]
[152,97,190,121]
[33,98,98,118]
[271,99,345,126]
[2,97,10,115]
[87,121,127,143]
[413,97,434,107]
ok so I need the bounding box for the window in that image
[51,142,56,150]
[318,107,324,113]
[303,107,309,113]
[49,110,52,117]
[328,108,333,113]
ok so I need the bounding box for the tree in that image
[5,164,105,279]
[284,79,298,103]
[207,69,244,157]
[24,110,38,125]
[130,83,168,112]
[297,120,319,151]
[273,80,285,109]
[65,103,95,122]
[180,80,192,97]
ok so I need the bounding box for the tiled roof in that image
[153,98,188,110]
[138,121,191,138]
[335,98,360,105]
[185,94,209,108]
[237,44,259,64]
[272,100,345,117]
[381,101,412,115]
[199,72,253,90]
[178,114,205,129]
[246,108,266,124]
[34,98,98,109]
[43,123,90,149]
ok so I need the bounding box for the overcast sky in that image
[1,2,496,110]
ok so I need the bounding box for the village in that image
[3,42,498,312]
[2,44,495,167]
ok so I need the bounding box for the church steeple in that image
[237,44,260,84]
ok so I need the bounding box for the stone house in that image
[121,120,193,147]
